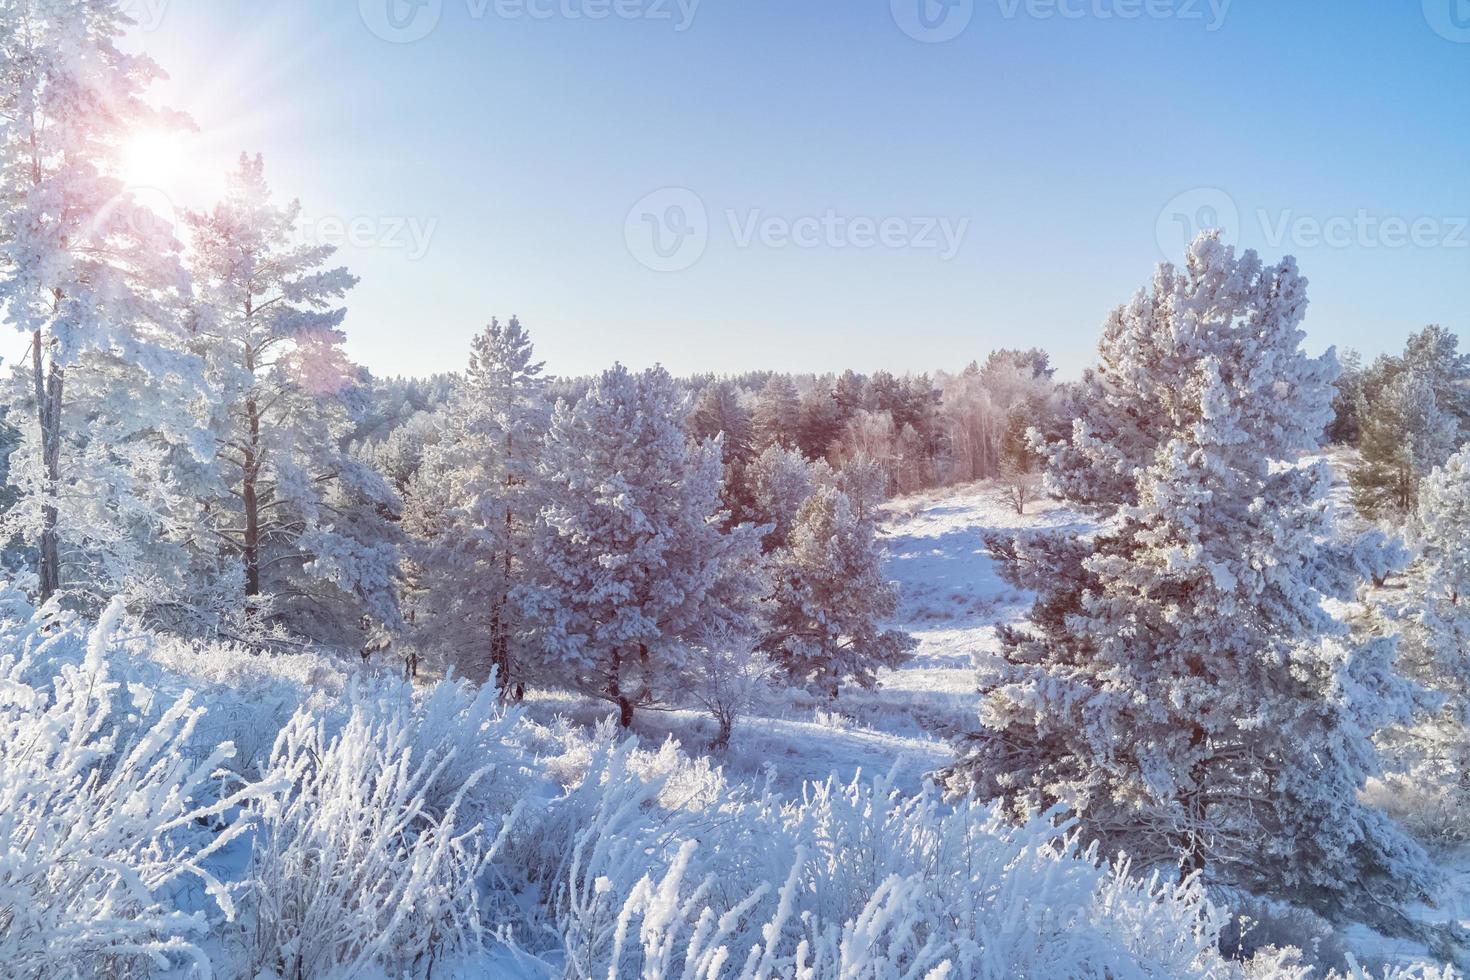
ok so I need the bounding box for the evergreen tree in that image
[1325,348,1365,445]
[689,379,752,466]
[752,375,801,450]
[832,370,867,418]
[836,452,890,525]
[403,317,547,688]
[740,444,831,552]
[185,155,399,642]
[524,364,764,727]
[0,0,199,604]
[796,378,844,460]
[945,234,1435,924]
[1349,370,1460,522]
[1402,325,1470,427]
[763,485,915,697]
[1377,446,1470,842]
[1347,326,1467,520]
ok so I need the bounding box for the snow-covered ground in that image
[520,475,1470,975]
[522,480,1079,795]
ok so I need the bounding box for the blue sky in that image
[121,0,1469,380]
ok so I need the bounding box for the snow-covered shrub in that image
[685,626,776,748]
[544,736,1295,979]
[1217,886,1360,975]
[0,600,266,978]
[2,591,1456,976]
[243,677,528,979]
[527,715,726,812]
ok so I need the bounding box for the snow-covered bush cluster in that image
[0,599,264,977]
[12,590,1454,978]
[550,741,1283,979]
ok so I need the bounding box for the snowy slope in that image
[518,475,1465,974]
[521,480,1082,794]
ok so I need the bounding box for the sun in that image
[119,128,191,194]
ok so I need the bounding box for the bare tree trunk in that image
[242,393,261,600]
[490,441,516,694]
[713,712,733,750]
[1179,724,1210,878]
[609,647,634,728]
[241,323,262,608]
[33,330,62,602]
[489,596,509,692]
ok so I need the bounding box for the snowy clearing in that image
[518,481,1079,796]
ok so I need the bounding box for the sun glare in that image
[120,129,190,194]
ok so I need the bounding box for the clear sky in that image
[113,0,1469,381]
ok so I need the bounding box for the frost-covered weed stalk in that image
[0,600,267,978]
[245,678,528,978]
[540,730,1452,979]
[0,589,531,979]
[0,591,1454,977]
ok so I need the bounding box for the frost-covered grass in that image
[0,470,1460,978]
[9,580,1447,978]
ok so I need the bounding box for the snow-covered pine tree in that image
[0,355,231,627]
[1402,324,1470,428]
[738,444,831,552]
[763,484,915,697]
[402,317,547,689]
[0,0,204,605]
[689,378,753,466]
[1350,365,1463,522]
[185,155,400,643]
[796,377,845,460]
[752,375,801,451]
[836,451,890,525]
[1420,446,1470,607]
[944,233,1436,925]
[1377,446,1470,841]
[1345,326,1467,521]
[523,364,764,726]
